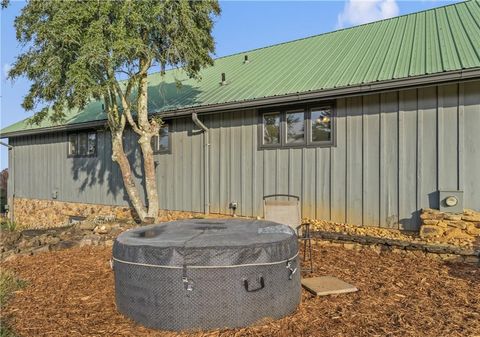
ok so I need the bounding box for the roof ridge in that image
[147,0,466,78]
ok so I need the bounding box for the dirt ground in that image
[1,243,479,337]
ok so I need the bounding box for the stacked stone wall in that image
[419,208,480,247]
[11,198,214,229]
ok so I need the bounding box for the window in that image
[87,133,97,155]
[68,131,97,157]
[286,110,305,144]
[259,102,334,148]
[68,134,78,156]
[151,124,170,153]
[311,107,332,143]
[263,112,281,145]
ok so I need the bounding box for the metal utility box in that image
[439,190,464,213]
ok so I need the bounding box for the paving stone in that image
[301,276,358,296]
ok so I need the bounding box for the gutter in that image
[0,141,12,149]
[191,112,210,214]
[192,112,209,132]
[1,120,107,139]
[2,68,480,138]
[0,141,14,223]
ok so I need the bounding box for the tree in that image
[7,0,220,222]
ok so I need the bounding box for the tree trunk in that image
[136,63,159,221]
[109,58,160,224]
[111,130,149,222]
[138,134,159,220]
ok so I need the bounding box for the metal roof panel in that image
[2,1,479,136]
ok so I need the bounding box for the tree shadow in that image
[443,258,480,283]
[69,82,202,212]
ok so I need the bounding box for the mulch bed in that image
[1,244,479,337]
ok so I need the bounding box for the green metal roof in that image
[2,0,480,136]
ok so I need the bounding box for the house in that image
[1,1,479,230]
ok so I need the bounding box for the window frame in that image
[67,130,98,158]
[151,122,172,154]
[258,101,335,149]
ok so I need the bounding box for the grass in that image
[0,270,26,337]
[0,325,16,337]
[0,270,26,304]
[0,219,17,232]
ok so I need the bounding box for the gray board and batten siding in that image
[7,80,480,231]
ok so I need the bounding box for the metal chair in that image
[263,194,313,273]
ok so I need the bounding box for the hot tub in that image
[112,218,301,331]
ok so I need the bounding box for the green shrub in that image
[0,324,16,337]
[0,270,24,337]
[0,219,16,232]
[0,270,25,306]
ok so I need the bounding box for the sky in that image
[0,0,458,170]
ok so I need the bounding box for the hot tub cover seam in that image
[112,251,300,269]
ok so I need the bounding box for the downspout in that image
[0,141,14,223]
[192,113,210,214]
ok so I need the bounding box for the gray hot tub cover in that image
[113,219,298,267]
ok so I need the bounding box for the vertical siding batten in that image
[363,94,381,227]
[346,96,363,225]
[330,98,347,223]
[398,89,419,230]
[463,81,480,209]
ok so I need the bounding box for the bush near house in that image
[0,269,25,337]
[0,169,7,214]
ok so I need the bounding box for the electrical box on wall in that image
[438,190,463,213]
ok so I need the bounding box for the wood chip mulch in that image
[1,244,479,337]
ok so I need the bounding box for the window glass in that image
[286,111,305,144]
[151,135,158,151]
[87,133,97,155]
[158,124,169,152]
[78,133,88,155]
[69,132,97,156]
[68,134,78,156]
[311,108,332,142]
[263,113,280,145]
[151,124,170,153]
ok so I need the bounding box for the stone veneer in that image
[10,198,209,229]
[419,208,480,246]
[5,198,479,264]
[10,198,480,249]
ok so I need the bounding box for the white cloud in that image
[3,63,12,78]
[336,0,400,29]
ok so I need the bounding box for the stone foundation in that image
[419,208,480,247]
[313,231,479,264]
[4,198,479,264]
[11,198,218,229]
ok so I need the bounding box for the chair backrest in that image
[263,194,301,231]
